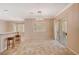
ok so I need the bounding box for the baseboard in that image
[68,48,79,55]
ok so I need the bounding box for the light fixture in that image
[37,11,42,13]
[3,9,8,14]
[4,10,8,12]
[35,10,44,21]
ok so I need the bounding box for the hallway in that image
[1,38,74,55]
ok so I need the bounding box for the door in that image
[61,18,67,46]
[56,18,67,47]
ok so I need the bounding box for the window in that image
[33,22,47,32]
[13,23,24,32]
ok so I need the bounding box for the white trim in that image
[56,3,74,17]
[68,47,79,55]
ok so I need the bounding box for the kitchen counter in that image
[0,32,16,53]
[0,32,16,35]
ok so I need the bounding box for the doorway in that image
[55,18,67,47]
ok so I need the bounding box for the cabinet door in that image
[0,36,7,52]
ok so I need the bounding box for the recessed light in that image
[4,10,8,12]
[37,11,42,13]
[3,10,8,14]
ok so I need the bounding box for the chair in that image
[15,32,21,43]
[6,37,15,49]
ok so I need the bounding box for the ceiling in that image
[0,3,69,21]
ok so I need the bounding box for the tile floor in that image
[1,39,75,55]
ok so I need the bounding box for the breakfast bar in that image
[0,32,16,53]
